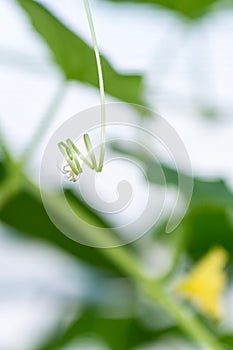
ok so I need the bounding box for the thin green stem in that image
[0,133,227,350]
[67,138,94,169]
[83,0,106,171]
[22,175,226,350]
[58,141,82,175]
[83,133,97,170]
[0,130,226,350]
[21,83,66,164]
[142,282,225,350]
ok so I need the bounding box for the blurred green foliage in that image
[0,161,124,275]
[35,307,177,350]
[104,0,225,19]
[112,142,233,206]
[17,0,145,105]
[185,205,233,261]
[0,0,233,349]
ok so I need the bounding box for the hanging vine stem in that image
[84,0,106,170]
[58,0,106,181]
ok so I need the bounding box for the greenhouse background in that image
[0,0,233,349]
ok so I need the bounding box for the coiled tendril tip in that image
[58,132,101,182]
[58,0,106,182]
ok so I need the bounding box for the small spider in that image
[61,164,80,182]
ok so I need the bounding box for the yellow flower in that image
[176,247,228,319]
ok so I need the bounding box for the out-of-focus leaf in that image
[191,178,233,207]
[185,204,233,261]
[112,143,233,265]
[16,0,145,106]
[0,159,6,182]
[112,143,233,207]
[148,162,233,206]
[105,0,221,19]
[220,335,233,350]
[36,307,179,350]
[0,160,125,275]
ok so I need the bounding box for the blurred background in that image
[0,0,233,349]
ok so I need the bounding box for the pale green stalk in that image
[21,173,226,350]
[0,137,227,350]
[83,0,106,171]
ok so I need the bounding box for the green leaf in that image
[185,204,233,261]
[0,160,6,183]
[191,178,233,207]
[112,142,233,207]
[220,335,233,350]
[16,0,145,106]
[146,155,233,207]
[0,162,125,275]
[111,142,233,265]
[105,0,221,19]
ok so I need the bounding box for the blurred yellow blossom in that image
[176,247,228,319]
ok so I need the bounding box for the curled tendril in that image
[58,134,99,182]
[58,0,106,182]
